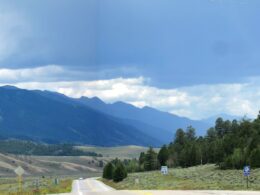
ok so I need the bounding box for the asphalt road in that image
[72,178,115,194]
[50,178,260,195]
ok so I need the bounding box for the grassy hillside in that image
[103,164,260,190]
[0,153,107,177]
[77,145,159,158]
[0,145,156,177]
[0,153,109,194]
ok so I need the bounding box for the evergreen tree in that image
[250,147,260,168]
[186,126,196,141]
[136,111,260,170]
[113,162,127,182]
[144,147,158,171]
[139,152,146,165]
[102,162,114,180]
[158,145,169,166]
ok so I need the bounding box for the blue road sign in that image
[243,166,250,176]
[161,166,168,175]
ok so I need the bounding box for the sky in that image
[0,0,260,119]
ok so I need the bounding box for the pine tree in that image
[139,152,146,165]
[113,162,127,182]
[158,145,169,166]
[102,162,114,180]
[250,147,260,168]
[144,147,158,171]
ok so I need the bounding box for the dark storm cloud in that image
[0,0,260,87]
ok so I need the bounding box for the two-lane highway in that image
[72,178,115,194]
[50,178,260,195]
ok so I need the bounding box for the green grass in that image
[102,164,260,190]
[77,145,159,159]
[0,176,73,195]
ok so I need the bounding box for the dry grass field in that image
[0,153,106,177]
[76,145,159,158]
[0,176,72,195]
[103,164,260,190]
[0,146,150,194]
[0,153,106,194]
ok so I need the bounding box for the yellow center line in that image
[127,190,153,195]
[85,179,98,192]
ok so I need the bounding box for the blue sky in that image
[0,0,260,119]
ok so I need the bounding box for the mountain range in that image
[0,86,236,146]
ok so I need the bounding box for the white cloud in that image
[0,65,65,82]
[0,65,259,120]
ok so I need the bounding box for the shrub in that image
[103,159,128,182]
[103,162,114,180]
[113,162,127,182]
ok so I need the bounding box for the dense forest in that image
[108,113,260,178]
[0,140,102,156]
[168,114,260,169]
[149,113,260,170]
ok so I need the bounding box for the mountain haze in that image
[0,86,214,147]
[78,97,210,136]
[0,86,159,146]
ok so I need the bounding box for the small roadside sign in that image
[34,179,40,189]
[14,166,25,176]
[161,166,168,175]
[243,166,250,176]
[14,166,25,192]
[243,165,250,189]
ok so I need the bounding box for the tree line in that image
[103,146,168,183]
[168,114,260,169]
[0,140,102,156]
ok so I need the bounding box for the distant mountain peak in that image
[80,96,104,104]
[0,87,159,147]
[91,96,103,102]
[113,101,136,108]
[0,85,19,90]
[113,101,127,105]
[142,106,158,111]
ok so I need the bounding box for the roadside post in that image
[243,165,250,189]
[14,166,25,192]
[161,166,168,175]
[34,178,40,190]
[54,178,59,185]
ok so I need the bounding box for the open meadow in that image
[76,145,159,159]
[103,164,260,190]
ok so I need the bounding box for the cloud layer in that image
[0,65,259,120]
[0,10,29,62]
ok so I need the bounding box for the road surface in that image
[50,178,260,195]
